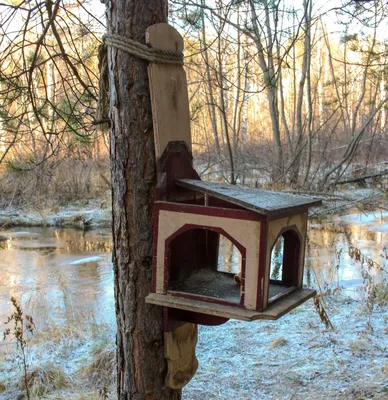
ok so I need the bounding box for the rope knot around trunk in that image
[103,34,184,65]
[96,32,184,127]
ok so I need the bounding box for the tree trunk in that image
[290,0,312,186]
[107,0,181,398]
[249,0,283,182]
[217,35,235,184]
[232,6,242,156]
[201,1,221,157]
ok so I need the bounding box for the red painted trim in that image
[163,307,190,332]
[164,307,229,330]
[165,223,246,253]
[256,219,267,311]
[152,204,161,293]
[155,201,264,222]
[268,224,302,289]
[266,206,312,221]
[174,310,229,326]
[275,224,302,242]
[164,224,247,307]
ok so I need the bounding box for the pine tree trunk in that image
[107,0,182,398]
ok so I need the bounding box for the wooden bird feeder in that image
[148,177,321,321]
[142,23,322,389]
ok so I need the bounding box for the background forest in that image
[0,0,387,207]
[1,1,388,399]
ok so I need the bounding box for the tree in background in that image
[0,0,108,204]
[173,0,388,189]
[0,0,387,204]
[173,0,316,184]
[317,0,388,188]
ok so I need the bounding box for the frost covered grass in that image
[375,282,388,303]
[20,364,69,398]
[0,311,117,400]
[184,295,388,400]
[0,200,111,229]
[1,204,387,399]
[1,291,387,399]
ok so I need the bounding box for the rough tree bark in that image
[107,0,182,398]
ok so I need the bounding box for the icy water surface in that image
[0,208,387,329]
[306,209,388,297]
[0,227,114,329]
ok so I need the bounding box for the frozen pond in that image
[0,227,114,329]
[306,209,388,297]
[0,209,387,399]
[0,209,387,330]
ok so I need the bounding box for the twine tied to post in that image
[103,33,184,65]
[96,33,184,126]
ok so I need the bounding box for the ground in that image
[0,189,387,399]
[1,292,387,399]
[0,200,110,229]
[185,296,388,400]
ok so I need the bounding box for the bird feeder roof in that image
[177,179,322,217]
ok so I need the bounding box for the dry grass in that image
[313,295,335,330]
[269,338,288,349]
[348,339,368,354]
[0,158,110,208]
[1,294,116,399]
[65,393,103,400]
[82,345,116,388]
[47,391,107,399]
[375,282,388,303]
[19,363,69,398]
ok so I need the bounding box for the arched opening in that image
[269,229,301,303]
[167,227,244,304]
[270,235,284,280]
[217,235,242,274]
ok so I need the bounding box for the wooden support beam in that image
[146,288,316,321]
[165,323,198,389]
[146,24,198,389]
[146,24,192,160]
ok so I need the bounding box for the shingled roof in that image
[176,179,322,216]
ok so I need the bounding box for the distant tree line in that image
[0,0,387,205]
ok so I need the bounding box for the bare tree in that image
[0,0,104,167]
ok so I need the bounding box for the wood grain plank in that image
[164,323,198,389]
[146,288,316,321]
[146,24,192,159]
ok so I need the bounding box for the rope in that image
[103,34,184,65]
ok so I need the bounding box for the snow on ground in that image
[0,200,111,229]
[0,188,385,229]
[310,188,385,218]
[0,195,387,399]
[337,188,384,202]
[334,211,388,227]
[1,292,387,400]
[185,295,388,400]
